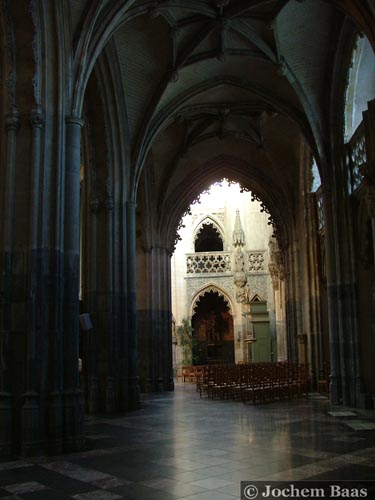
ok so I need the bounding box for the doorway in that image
[192,290,234,365]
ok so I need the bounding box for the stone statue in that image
[234,249,244,272]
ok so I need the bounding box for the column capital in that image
[65,115,84,128]
[89,197,100,214]
[126,201,137,210]
[30,107,44,128]
[104,196,114,212]
[5,108,20,131]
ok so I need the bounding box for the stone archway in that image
[191,289,234,365]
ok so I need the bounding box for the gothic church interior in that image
[0,0,375,461]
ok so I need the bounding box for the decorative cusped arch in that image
[190,283,234,317]
[193,216,225,244]
[162,157,290,254]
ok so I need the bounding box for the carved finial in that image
[232,209,245,247]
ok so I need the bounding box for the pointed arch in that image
[193,215,225,241]
[190,283,234,317]
[193,216,224,252]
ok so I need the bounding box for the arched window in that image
[345,35,375,141]
[194,221,223,252]
[310,157,321,193]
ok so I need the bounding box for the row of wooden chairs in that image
[176,365,206,383]
[196,362,310,404]
[176,362,249,383]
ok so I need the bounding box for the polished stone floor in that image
[1,384,374,499]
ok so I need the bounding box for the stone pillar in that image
[322,187,342,404]
[160,247,174,391]
[268,238,287,362]
[233,313,244,363]
[104,193,116,413]
[284,241,299,362]
[306,192,324,390]
[20,107,44,456]
[127,202,140,408]
[62,116,84,451]
[84,197,99,414]
[0,108,20,456]
[137,244,174,392]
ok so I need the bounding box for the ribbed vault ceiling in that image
[78,0,365,247]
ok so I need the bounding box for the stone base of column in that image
[20,392,41,456]
[105,377,115,413]
[47,392,63,454]
[88,377,99,414]
[143,378,153,393]
[119,376,128,411]
[167,378,175,391]
[0,392,12,457]
[329,376,342,405]
[128,376,140,409]
[157,378,164,392]
[63,390,85,452]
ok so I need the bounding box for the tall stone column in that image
[306,193,324,390]
[157,246,174,391]
[127,202,140,408]
[268,238,287,361]
[20,107,44,456]
[0,108,20,456]
[62,116,84,451]
[104,191,116,413]
[137,243,174,392]
[82,200,99,414]
[321,187,342,404]
[284,241,299,362]
[138,248,154,392]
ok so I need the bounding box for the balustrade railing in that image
[347,121,366,193]
[247,251,265,271]
[316,187,324,232]
[186,251,266,274]
[186,252,231,274]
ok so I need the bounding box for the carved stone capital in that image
[268,262,279,289]
[89,197,100,214]
[104,196,114,212]
[5,109,20,131]
[30,107,44,128]
[65,116,84,128]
